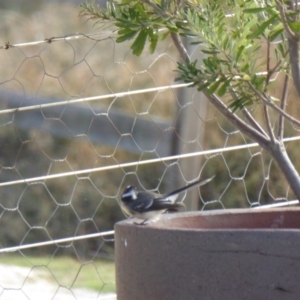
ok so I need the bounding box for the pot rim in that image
[115,207,300,231]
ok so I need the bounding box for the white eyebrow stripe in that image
[122,191,133,198]
[122,189,137,199]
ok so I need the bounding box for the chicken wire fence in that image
[0,30,299,299]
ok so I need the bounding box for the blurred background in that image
[0,0,300,299]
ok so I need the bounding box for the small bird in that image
[120,176,215,225]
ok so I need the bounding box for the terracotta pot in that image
[115,208,300,300]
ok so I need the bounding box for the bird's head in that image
[121,185,137,202]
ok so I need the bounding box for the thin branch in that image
[286,0,300,98]
[265,39,271,88]
[241,107,269,138]
[177,0,185,6]
[247,82,300,127]
[288,38,300,96]
[263,105,276,142]
[203,92,271,149]
[266,97,300,127]
[276,0,300,96]
[228,85,269,137]
[275,0,297,39]
[266,48,289,80]
[262,37,276,142]
[278,74,289,139]
[170,33,190,62]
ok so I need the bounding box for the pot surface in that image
[115,208,300,300]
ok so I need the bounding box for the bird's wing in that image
[150,198,185,211]
[137,191,160,201]
[130,198,154,213]
[138,191,179,203]
[130,197,184,213]
[138,191,180,207]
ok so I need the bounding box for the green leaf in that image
[119,0,137,5]
[159,31,169,41]
[222,35,230,50]
[135,3,148,17]
[202,49,220,55]
[190,41,203,45]
[228,97,254,112]
[236,45,245,63]
[130,28,148,56]
[228,98,244,112]
[269,23,284,41]
[149,31,158,54]
[217,78,231,97]
[240,63,250,73]
[197,81,211,91]
[116,30,138,43]
[251,74,266,89]
[243,7,269,14]
[207,79,223,95]
[247,15,278,39]
[241,17,258,39]
[179,32,199,37]
[115,19,137,27]
[277,43,285,56]
[288,21,300,34]
[118,27,136,35]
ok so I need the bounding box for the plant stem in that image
[263,105,276,143]
[204,92,271,148]
[269,141,300,200]
[171,33,190,62]
[276,0,300,96]
[278,74,289,140]
[288,38,300,96]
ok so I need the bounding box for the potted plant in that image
[80,0,300,298]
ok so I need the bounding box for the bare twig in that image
[278,74,289,140]
[229,85,268,137]
[247,82,300,127]
[263,105,276,142]
[266,97,300,127]
[276,0,300,96]
[267,49,288,78]
[265,40,271,88]
[262,41,284,142]
[263,40,277,142]
[275,0,297,39]
[170,33,190,62]
[241,107,268,138]
[288,38,300,96]
[204,92,271,149]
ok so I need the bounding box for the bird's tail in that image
[165,175,215,198]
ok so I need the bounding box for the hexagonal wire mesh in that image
[0,19,300,300]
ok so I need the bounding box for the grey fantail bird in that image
[120,176,215,225]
